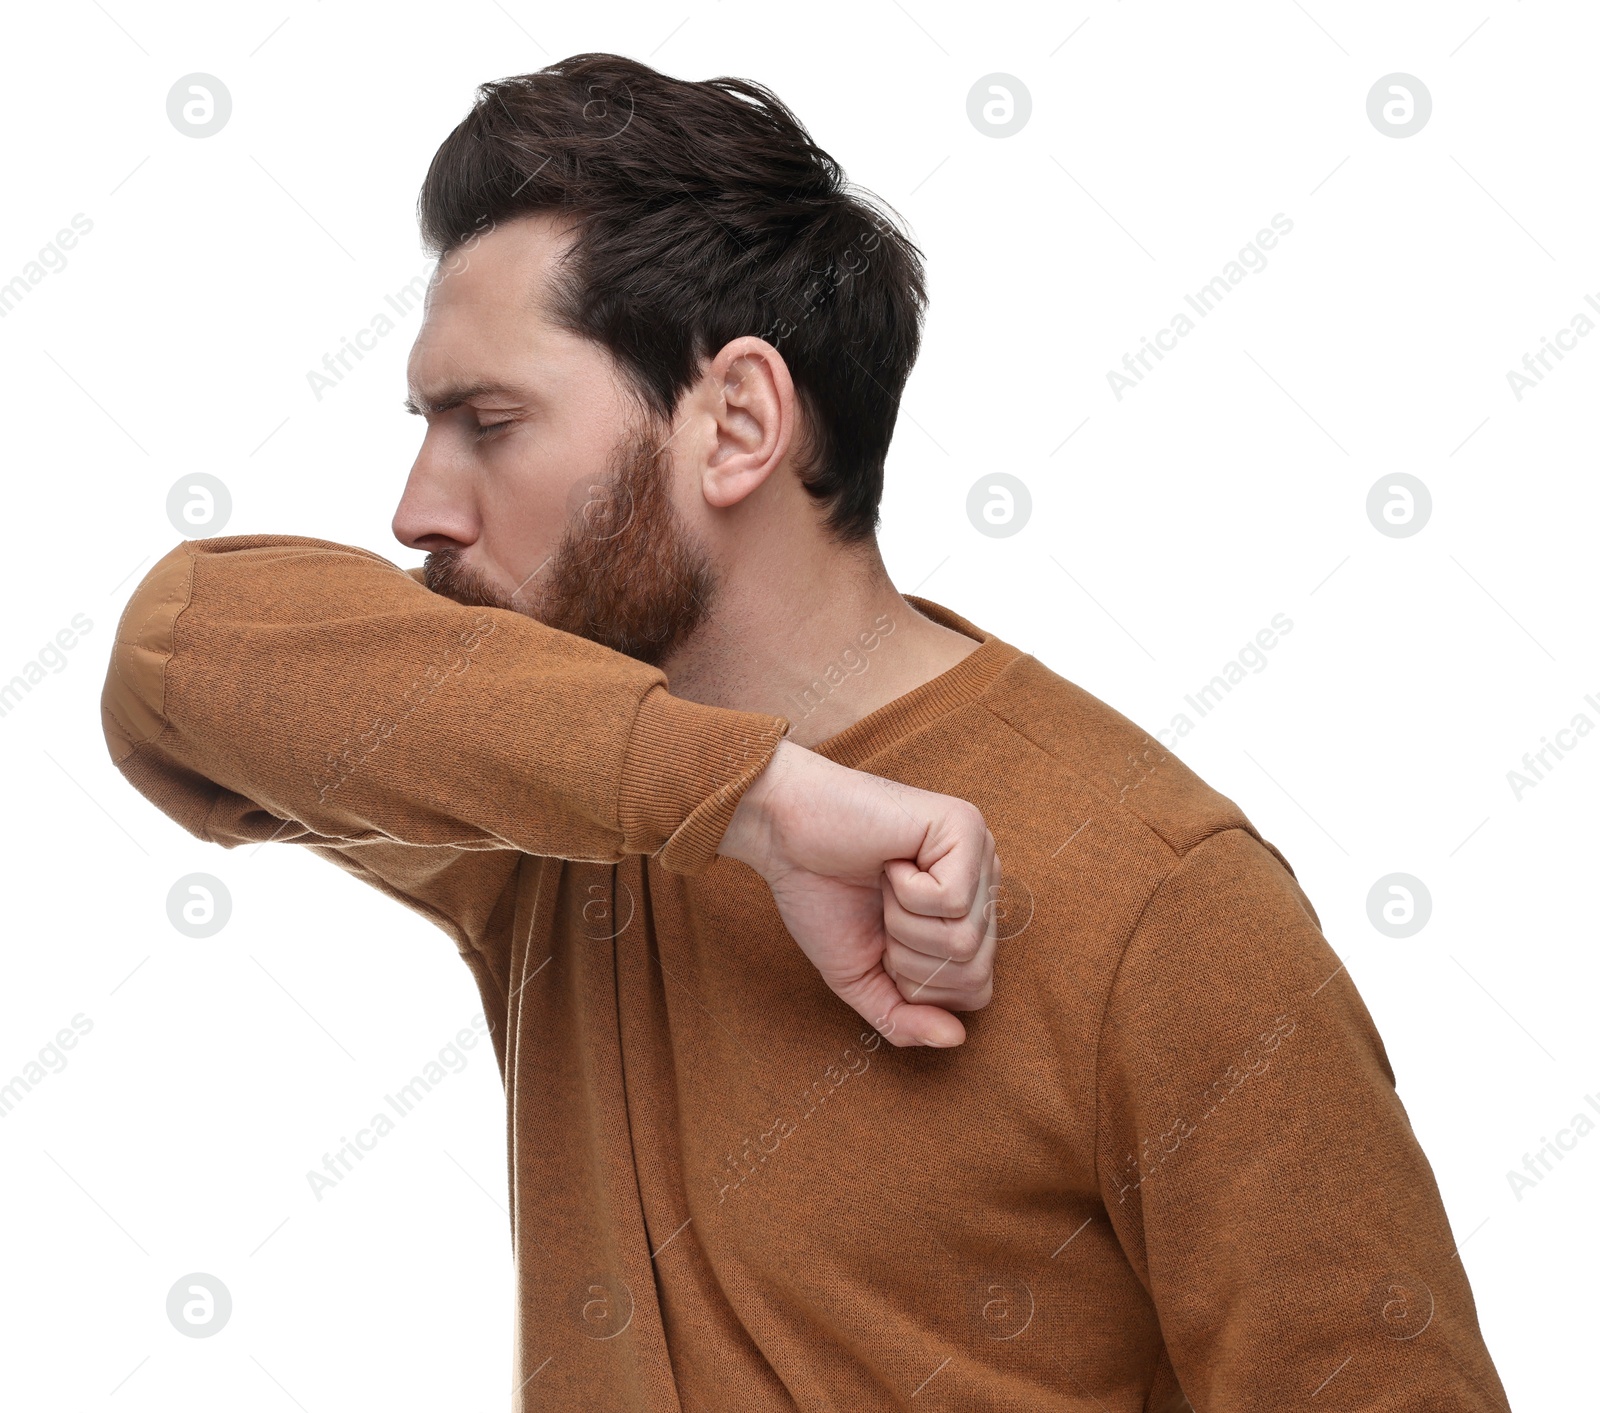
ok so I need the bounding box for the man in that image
[102,53,1509,1411]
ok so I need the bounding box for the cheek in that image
[482,477,563,566]
[479,427,613,566]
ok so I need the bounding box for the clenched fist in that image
[718,739,1000,1047]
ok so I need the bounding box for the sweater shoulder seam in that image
[971,695,1186,863]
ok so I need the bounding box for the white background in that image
[1,0,1593,1407]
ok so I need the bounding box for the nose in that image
[392,432,477,553]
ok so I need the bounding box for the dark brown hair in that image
[417,53,928,545]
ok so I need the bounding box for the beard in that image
[421,419,719,668]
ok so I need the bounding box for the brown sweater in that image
[101,534,1510,1411]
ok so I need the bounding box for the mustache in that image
[421,545,524,610]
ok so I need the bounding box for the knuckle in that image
[949,935,980,963]
[959,922,988,961]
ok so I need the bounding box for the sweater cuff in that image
[619,684,791,876]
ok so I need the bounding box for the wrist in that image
[718,738,801,872]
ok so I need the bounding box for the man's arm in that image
[102,534,996,1045]
[103,534,785,867]
[1095,827,1510,1410]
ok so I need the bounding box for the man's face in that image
[393,214,716,667]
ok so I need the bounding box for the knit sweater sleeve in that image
[100,535,790,878]
[1094,827,1510,1412]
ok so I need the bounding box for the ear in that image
[697,336,797,510]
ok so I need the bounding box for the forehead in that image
[407,213,584,388]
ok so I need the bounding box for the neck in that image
[658,542,981,748]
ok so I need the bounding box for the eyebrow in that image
[402,380,530,416]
